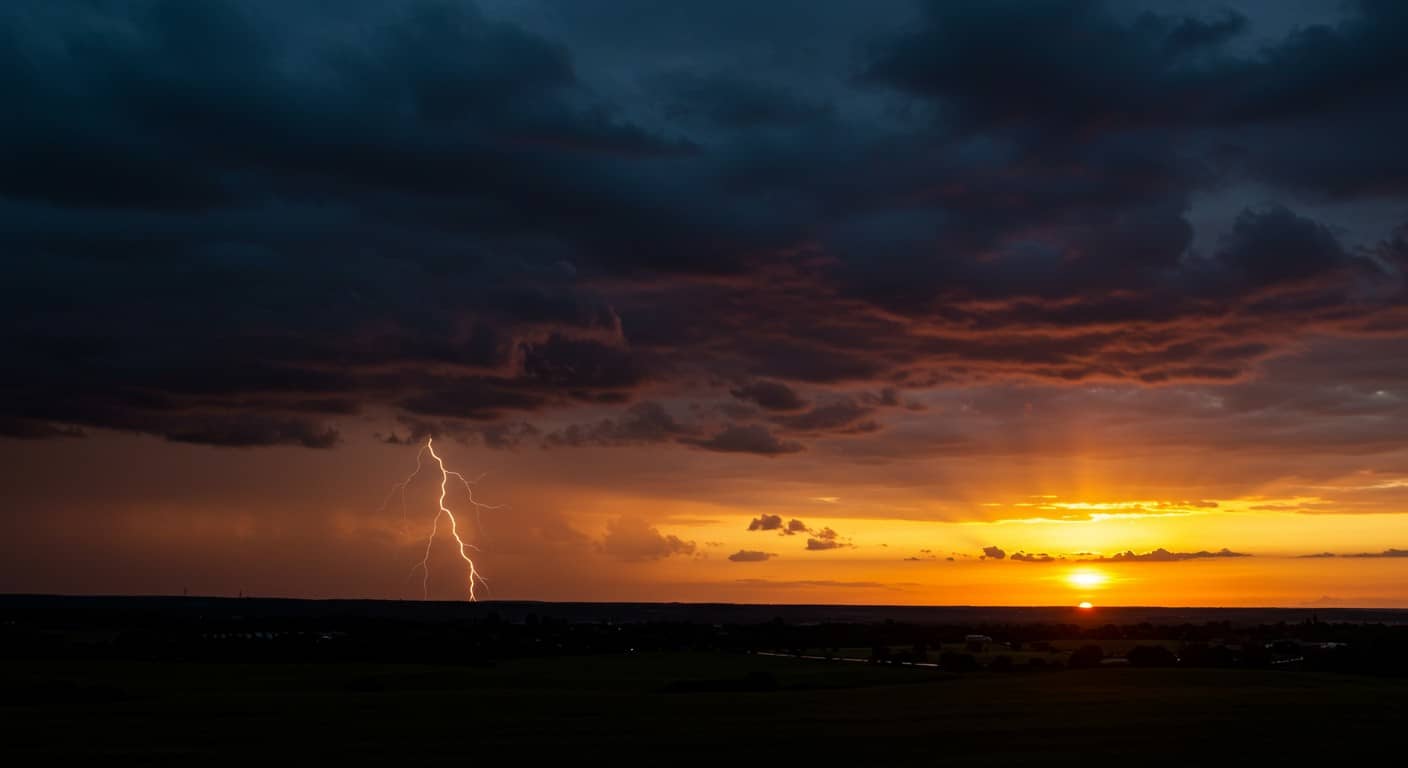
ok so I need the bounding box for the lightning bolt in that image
[382,436,501,601]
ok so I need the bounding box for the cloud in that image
[774,522,852,552]
[0,418,85,440]
[730,380,808,411]
[1341,548,1408,558]
[988,546,1249,563]
[544,402,694,447]
[735,578,909,590]
[477,420,542,450]
[1085,548,1249,563]
[749,516,830,546]
[742,516,854,552]
[599,516,696,562]
[727,550,775,562]
[2,0,1406,453]
[772,399,879,435]
[747,514,784,532]
[682,425,804,456]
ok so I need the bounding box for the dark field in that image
[5,654,1406,765]
[4,596,1408,764]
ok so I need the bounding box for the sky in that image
[3,0,1408,607]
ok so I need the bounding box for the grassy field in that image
[4,652,1404,764]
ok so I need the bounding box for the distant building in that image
[965,634,992,652]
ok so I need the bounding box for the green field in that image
[4,653,1404,764]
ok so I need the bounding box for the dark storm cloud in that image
[0,419,84,440]
[544,402,693,447]
[159,415,341,449]
[3,0,1407,449]
[682,425,804,456]
[773,399,879,434]
[730,380,808,412]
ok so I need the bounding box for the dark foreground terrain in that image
[4,596,1407,764]
[5,655,1406,765]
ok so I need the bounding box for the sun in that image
[1078,601,1094,610]
[1066,569,1108,589]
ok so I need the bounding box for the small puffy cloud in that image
[747,514,784,532]
[749,516,835,544]
[728,550,775,562]
[1011,551,1056,562]
[982,546,1006,560]
[799,524,852,551]
[599,516,696,562]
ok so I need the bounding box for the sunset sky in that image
[4,0,1408,607]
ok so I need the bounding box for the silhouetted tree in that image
[1068,644,1105,668]
[1127,645,1178,667]
[940,651,979,672]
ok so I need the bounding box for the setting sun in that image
[1067,570,1108,589]
[1078,601,1094,609]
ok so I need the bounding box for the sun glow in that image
[1078,601,1094,609]
[1067,570,1108,589]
